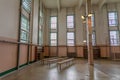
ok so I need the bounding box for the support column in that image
[86,0,94,65]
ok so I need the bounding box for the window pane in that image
[67,40,74,43]
[50,17,57,29]
[22,0,31,13]
[40,11,43,17]
[67,40,74,46]
[67,32,74,39]
[20,15,29,43]
[67,15,74,28]
[110,31,119,45]
[67,16,74,22]
[51,40,57,46]
[50,33,57,39]
[51,17,57,23]
[39,30,43,45]
[50,33,57,46]
[51,23,57,29]
[91,14,94,27]
[92,31,96,46]
[67,32,74,46]
[51,40,57,44]
[108,12,118,26]
[20,30,28,42]
[21,16,29,31]
[67,23,74,28]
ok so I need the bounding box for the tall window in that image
[108,12,118,26]
[50,16,57,46]
[22,0,32,13]
[67,15,74,28]
[50,17,57,29]
[39,26,43,45]
[91,14,95,27]
[20,15,29,42]
[20,0,31,43]
[67,32,74,46]
[39,9,44,45]
[92,31,96,46]
[50,33,57,46]
[110,31,119,46]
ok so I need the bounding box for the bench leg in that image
[48,62,50,68]
[57,64,60,71]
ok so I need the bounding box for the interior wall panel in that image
[0,0,19,39]
[0,42,17,73]
[50,47,57,56]
[19,45,28,65]
[44,46,49,57]
[58,46,67,57]
[30,46,36,62]
[76,46,84,57]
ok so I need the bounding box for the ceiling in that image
[42,0,120,9]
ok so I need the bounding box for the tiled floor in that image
[1,59,120,80]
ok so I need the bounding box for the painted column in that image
[86,0,94,65]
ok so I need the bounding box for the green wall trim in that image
[0,67,17,77]
[29,60,36,64]
[19,63,28,68]
[0,62,37,77]
[100,57,108,59]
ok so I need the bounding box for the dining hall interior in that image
[0,0,120,80]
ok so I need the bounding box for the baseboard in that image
[0,67,17,77]
[100,57,109,59]
[0,61,36,77]
[29,60,36,64]
[76,57,84,58]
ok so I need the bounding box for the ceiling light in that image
[83,40,87,43]
[81,16,85,19]
[88,14,92,17]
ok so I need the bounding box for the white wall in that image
[45,3,120,46]
[1,0,119,46]
[45,7,86,46]
[75,7,84,45]
[58,8,67,45]
[0,0,19,40]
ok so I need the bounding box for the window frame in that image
[91,13,95,27]
[67,15,74,29]
[109,30,120,46]
[20,14,30,43]
[49,16,58,46]
[92,31,96,46]
[22,0,32,13]
[67,32,75,46]
[50,16,57,30]
[50,32,57,46]
[108,11,118,27]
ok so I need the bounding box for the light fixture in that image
[83,40,87,43]
[81,13,92,20]
[88,14,92,17]
[81,16,85,20]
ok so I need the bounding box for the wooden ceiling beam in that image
[99,0,106,9]
[57,0,60,11]
[78,0,83,9]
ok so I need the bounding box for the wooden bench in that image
[47,58,67,68]
[57,58,74,71]
[41,57,58,64]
